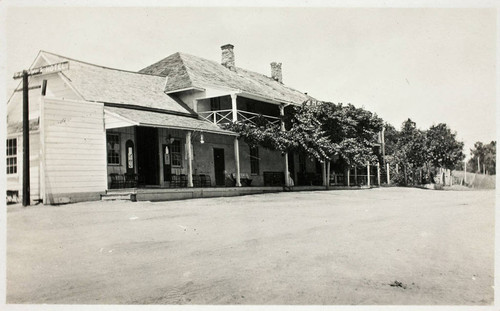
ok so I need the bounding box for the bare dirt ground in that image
[6,187,495,305]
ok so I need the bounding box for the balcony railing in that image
[198,109,281,126]
[198,109,233,125]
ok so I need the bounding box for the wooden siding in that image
[42,98,107,199]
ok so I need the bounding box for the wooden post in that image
[464,161,467,183]
[39,90,46,204]
[280,104,289,187]
[366,161,370,187]
[354,166,358,185]
[22,71,30,206]
[234,137,241,187]
[377,162,380,186]
[396,163,399,174]
[186,131,193,188]
[231,93,238,122]
[386,162,390,185]
[326,161,331,189]
[322,161,327,187]
[347,168,350,187]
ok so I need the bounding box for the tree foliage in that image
[468,141,496,174]
[425,123,465,170]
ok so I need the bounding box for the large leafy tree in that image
[315,102,383,166]
[425,123,465,170]
[395,119,427,168]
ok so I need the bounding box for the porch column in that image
[186,131,193,187]
[234,137,241,187]
[366,161,370,187]
[326,161,331,189]
[347,168,350,187]
[386,162,390,185]
[377,162,381,186]
[280,104,290,187]
[354,166,358,185]
[322,161,327,187]
[231,93,238,122]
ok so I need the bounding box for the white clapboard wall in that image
[41,97,107,203]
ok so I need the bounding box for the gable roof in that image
[39,51,191,115]
[139,52,312,105]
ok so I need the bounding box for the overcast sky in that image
[3,5,496,158]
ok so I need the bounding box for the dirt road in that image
[6,187,495,305]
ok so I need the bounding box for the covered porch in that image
[103,105,289,191]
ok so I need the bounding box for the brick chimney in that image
[221,44,235,71]
[271,62,282,83]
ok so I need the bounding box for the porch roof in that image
[104,106,237,136]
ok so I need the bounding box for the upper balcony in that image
[196,94,282,127]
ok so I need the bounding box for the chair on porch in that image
[110,173,125,189]
[124,173,138,188]
[179,174,188,187]
[200,174,211,187]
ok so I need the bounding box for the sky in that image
[2,4,497,159]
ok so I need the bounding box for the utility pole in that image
[13,61,70,206]
[22,71,30,206]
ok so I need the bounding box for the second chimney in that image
[271,62,282,83]
[221,44,235,71]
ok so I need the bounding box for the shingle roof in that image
[104,106,236,136]
[40,51,191,115]
[139,52,311,105]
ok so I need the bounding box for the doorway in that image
[213,148,225,186]
[136,127,159,186]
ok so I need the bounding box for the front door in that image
[136,127,159,186]
[213,148,225,186]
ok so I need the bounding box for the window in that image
[107,133,120,165]
[210,97,221,111]
[6,138,17,174]
[250,146,260,175]
[171,139,182,167]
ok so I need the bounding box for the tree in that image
[468,141,496,174]
[425,123,465,170]
[315,102,383,167]
[389,119,427,185]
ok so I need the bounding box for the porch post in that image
[347,168,350,187]
[280,104,290,187]
[231,93,238,122]
[377,162,381,186]
[322,161,327,187]
[366,161,370,187]
[234,137,241,187]
[386,162,390,185]
[354,166,358,185]
[186,131,193,187]
[326,161,331,189]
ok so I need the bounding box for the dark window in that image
[107,133,120,165]
[210,97,221,111]
[171,140,182,167]
[6,138,17,174]
[250,146,260,175]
